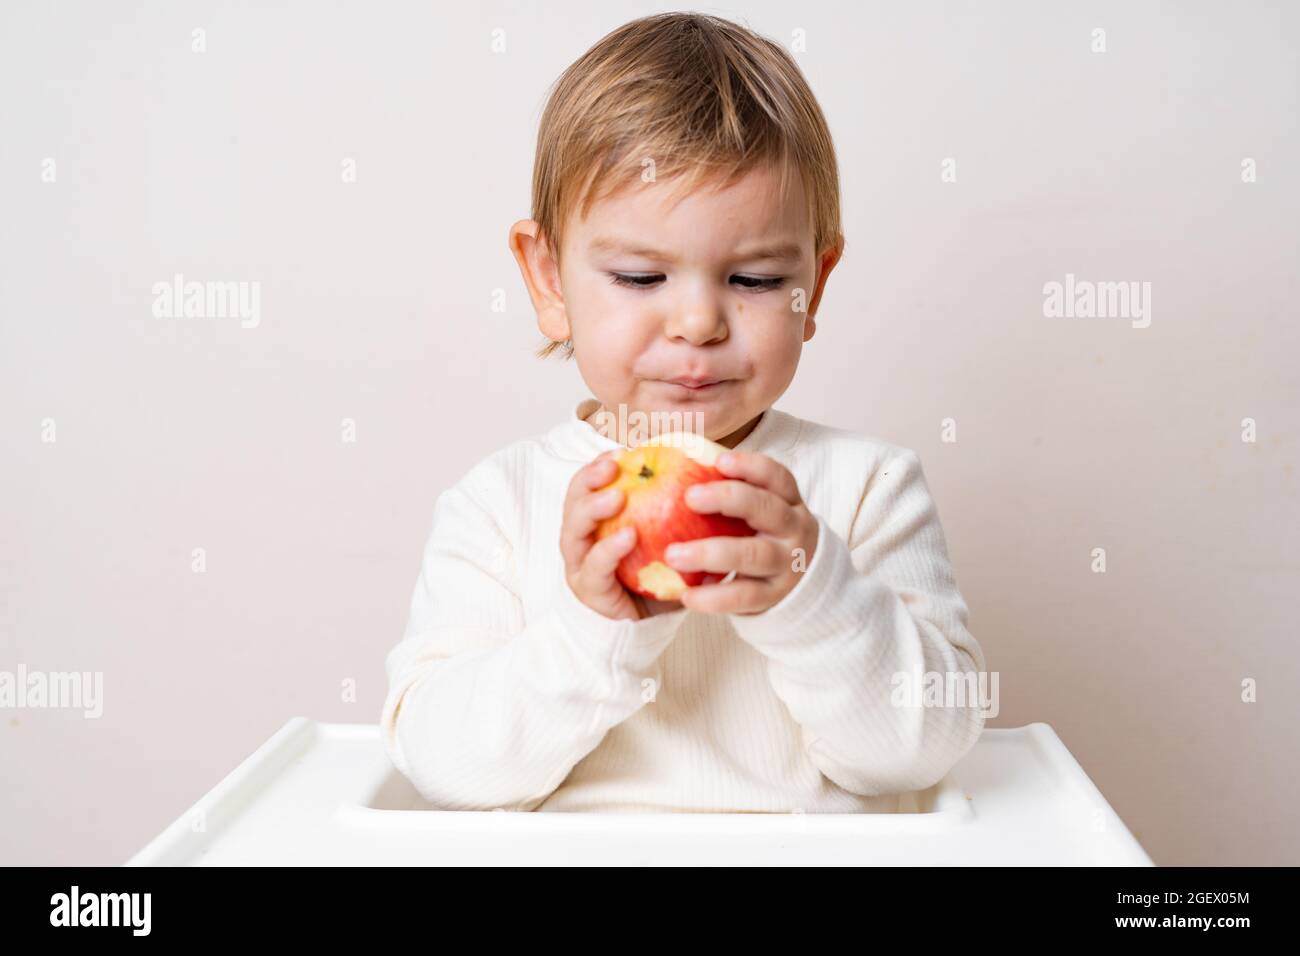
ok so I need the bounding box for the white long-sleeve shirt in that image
[380,396,987,812]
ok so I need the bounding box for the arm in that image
[380,482,688,810]
[727,450,987,796]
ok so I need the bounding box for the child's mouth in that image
[659,379,729,395]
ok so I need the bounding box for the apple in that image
[593,431,756,601]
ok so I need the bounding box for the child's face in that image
[514,162,840,447]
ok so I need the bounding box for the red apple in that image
[593,431,756,601]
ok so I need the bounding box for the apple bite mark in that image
[593,432,757,601]
[637,561,687,601]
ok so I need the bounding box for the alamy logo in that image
[50,886,151,936]
[151,273,261,328]
[891,670,1000,719]
[590,404,705,447]
[0,665,102,718]
[1042,273,1151,328]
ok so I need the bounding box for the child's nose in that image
[663,297,729,345]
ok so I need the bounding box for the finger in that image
[560,453,622,565]
[564,453,620,512]
[714,451,802,506]
[665,533,786,578]
[578,524,637,593]
[680,576,773,615]
[685,479,801,537]
[560,483,625,569]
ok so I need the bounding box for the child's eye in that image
[731,275,785,292]
[607,272,785,292]
[608,272,664,289]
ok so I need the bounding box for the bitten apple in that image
[593,431,756,601]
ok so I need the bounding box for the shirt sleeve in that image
[380,480,690,810]
[726,448,987,796]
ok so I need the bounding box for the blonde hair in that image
[529,11,844,360]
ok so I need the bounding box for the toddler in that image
[380,12,987,812]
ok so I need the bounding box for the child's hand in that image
[666,450,819,616]
[561,451,681,622]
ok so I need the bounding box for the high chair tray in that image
[126,719,1153,865]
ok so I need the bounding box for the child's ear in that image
[508,219,571,344]
[802,237,844,341]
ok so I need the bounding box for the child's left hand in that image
[666,450,819,616]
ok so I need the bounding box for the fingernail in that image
[717,453,733,469]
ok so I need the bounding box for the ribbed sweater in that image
[380,396,987,812]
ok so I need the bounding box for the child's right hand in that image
[561,451,669,622]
